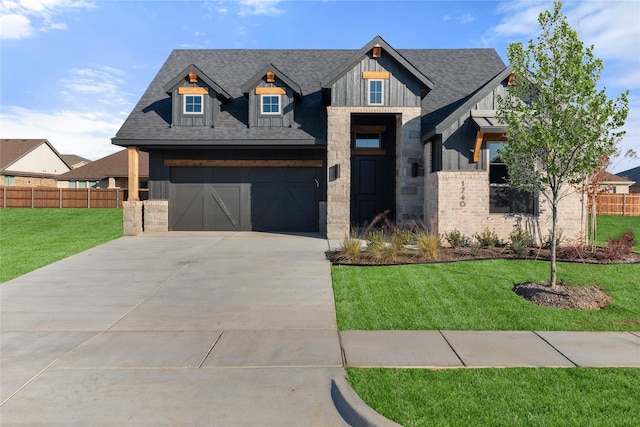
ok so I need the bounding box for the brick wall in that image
[432,170,586,245]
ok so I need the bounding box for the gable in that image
[321,36,433,107]
[1,139,70,175]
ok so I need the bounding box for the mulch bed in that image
[326,245,640,311]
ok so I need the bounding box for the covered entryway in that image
[350,114,397,226]
[169,166,321,232]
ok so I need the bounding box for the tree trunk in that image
[550,199,558,286]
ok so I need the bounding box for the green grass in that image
[332,260,640,331]
[346,367,640,427]
[0,208,122,283]
[595,215,640,252]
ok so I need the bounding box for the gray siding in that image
[170,81,219,128]
[248,79,295,128]
[331,55,422,107]
[440,83,508,171]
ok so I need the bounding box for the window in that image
[261,95,280,115]
[354,132,381,149]
[184,95,203,114]
[3,176,15,186]
[368,79,383,105]
[488,142,537,214]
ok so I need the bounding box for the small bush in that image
[443,229,467,248]
[392,229,414,249]
[474,228,499,248]
[509,227,533,256]
[416,232,440,261]
[543,228,564,249]
[600,231,635,261]
[366,229,388,252]
[340,235,362,261]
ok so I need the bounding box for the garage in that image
[169,166,321,232]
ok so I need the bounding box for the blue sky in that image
[1,0,638,172]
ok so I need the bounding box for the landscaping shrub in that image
[391,229,414,249]
[366,229,387,252]
[443,229,467,248]
[416,231,440,261]
[509,227,533,256]
[474,228,499,248]
[543,228,564,249]
[340,234,362,261]
[600,231,636,261]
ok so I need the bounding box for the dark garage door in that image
[169,167,320,232]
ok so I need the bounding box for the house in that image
[1,139,71,187]
[56,149,149,190]
[61,154,91,170]
[113,36,586,241]
[617,166,640,194]
[592,170,634,194]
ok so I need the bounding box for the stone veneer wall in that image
[143,200,168,232]
[326,106,423,239]
[429,170,587,245]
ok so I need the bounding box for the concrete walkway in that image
[2,233,639,426]
[340,330,640,368]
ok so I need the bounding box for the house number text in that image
[460,180,466,207]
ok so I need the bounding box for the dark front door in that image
[351,155,393,226]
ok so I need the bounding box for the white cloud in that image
[0,106,124,160]
[0,13,32,38]
[442,14,451,21]
[238,0,283,16]
[59,66,132,107]
[0,0,93,39]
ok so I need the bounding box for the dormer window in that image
[261,95,281,115]
[368,79,383,105]
[184,94,203,114]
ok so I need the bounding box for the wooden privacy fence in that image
[1,187,148,208]
[593,194,640,216]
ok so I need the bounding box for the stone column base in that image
[143,200,169,232]
[123,201,143,236]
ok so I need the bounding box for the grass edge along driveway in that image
[0,208,123,283]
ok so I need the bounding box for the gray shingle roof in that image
[56,149,149,180]
[113,43,506,146]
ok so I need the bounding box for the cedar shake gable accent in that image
[162,63,232,101]
[240,63,303,98]
[321,35,434,99]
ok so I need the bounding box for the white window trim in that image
[183,94,203,115]
[260,94,281,115]
[367,79,384,106]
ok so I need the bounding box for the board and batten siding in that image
[330,55,422,107]
[169,81,220,127]
[440,83,508,171]
[249,79,295,128]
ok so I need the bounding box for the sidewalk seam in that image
[198,330,224,368]
[532,331,578,367]
[337,331,348,367]
[439,331,467,367]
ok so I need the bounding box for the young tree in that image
[497,1,628,286]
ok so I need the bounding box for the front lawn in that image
[347,367,640,427]
[332,260,640,331]
[0,208,122,283]
[595,215,640,252]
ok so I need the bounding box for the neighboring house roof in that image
[113,37,506,146]
[61,154,91,169]
[56,149,149,181]
[618,166,640,184]
[1,139,70,176]
[594,170,634,185]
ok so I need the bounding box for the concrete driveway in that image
[1,232,350,426]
